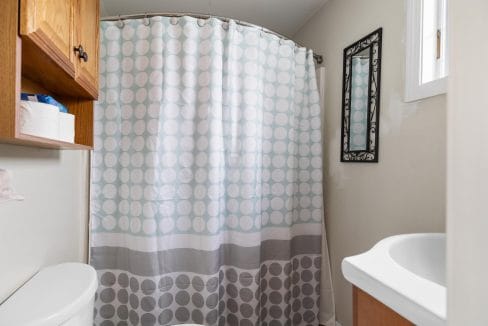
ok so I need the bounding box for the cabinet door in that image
[354,287,414,326]
[74,0,99,99]
[20,0,75,76]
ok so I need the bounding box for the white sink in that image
[342,233,446,326]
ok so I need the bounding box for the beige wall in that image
[447,0,488,324]
[0,145,89,302]
[294,0,446,325]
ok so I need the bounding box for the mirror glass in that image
[349,48,371,151]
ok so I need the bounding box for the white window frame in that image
[405,0,448,102]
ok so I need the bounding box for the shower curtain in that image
[91,16,334,326]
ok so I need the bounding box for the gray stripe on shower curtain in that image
[92,235,321,275]
[91,15,332,326]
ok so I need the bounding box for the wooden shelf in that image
[0,133,92,150]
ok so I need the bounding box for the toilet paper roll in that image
[0,169,24,202]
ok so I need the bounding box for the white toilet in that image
[0,263,98,326]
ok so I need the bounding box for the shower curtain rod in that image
[100,12,324,65]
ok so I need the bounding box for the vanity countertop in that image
[342,233,447,326]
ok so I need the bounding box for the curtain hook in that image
[260,26,265,38]
[170,16,179,25]
[143,12,150,26]
[117,15,125,28]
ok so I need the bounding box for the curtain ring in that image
[170,16,179,25]
[197,18,206,27]
[222,22,229,31]
[279,38,285,46]
[143,13,150,26]
[260,27,265,38]
[117,15,125,28]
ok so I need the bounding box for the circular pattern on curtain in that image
[91,15,328,326]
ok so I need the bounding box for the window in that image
[405,0,448,102]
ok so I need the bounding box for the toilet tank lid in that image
[0,263,98,326]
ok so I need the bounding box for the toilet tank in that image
[0,263,98,326]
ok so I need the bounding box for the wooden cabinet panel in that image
[353,287,414,326]
[0,0,21,141]
[74,0,100,98]
[20,0,75,76]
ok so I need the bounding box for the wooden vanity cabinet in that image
[353,287,414,326]
[0,0,99,149]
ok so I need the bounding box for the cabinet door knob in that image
[74,45,88,62]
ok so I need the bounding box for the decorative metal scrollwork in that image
[341,28,382,162]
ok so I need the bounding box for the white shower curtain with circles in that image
[91,16,335,326]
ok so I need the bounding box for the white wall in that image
[447,0,488,324]
[0,145,89,303]
[294,0,446,325]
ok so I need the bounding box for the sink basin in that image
[342,233,446,326]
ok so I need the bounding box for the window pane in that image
[421,0,447,84]
[421,0,438,84]
[437,0,448,80]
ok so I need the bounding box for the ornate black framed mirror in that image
[341,28,382,162]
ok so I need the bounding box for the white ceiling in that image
[100,0,328,37]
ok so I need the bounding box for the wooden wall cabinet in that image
[0,0,99,150]
[20,0,76,78]
[74,0,100,97]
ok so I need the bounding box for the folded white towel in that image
[20,100,59,140]
[20,100,75,143]
[58,111,75,143]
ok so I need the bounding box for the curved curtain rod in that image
[100,12,324,65]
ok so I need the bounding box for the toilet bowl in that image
[0,263,98,326]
